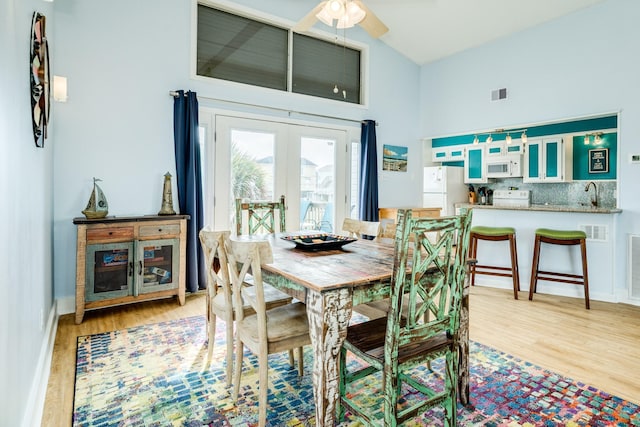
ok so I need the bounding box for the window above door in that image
[195,2,364,105]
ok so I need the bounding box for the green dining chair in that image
[338,209,473,426]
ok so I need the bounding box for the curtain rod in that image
[169,91,376,126]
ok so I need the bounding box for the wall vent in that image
[629,234,640,299]
[490,88,507,101]
[578,224,608,241]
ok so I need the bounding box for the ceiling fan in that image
[293,0,389,38]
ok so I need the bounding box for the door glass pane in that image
[231,130,275,226]
[350,141,360,219]
[92,248,129,294]
[300,137,335,232]
[142,244,174,288]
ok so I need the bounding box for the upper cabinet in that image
[431,145,465,163]
[485,140,525,157]
[464,145,487,183]
[523,136,572,183]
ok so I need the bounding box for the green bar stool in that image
[529,228,590,309]
[469,226,520,299]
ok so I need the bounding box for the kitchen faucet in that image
[585,181,598,207]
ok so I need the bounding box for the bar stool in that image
[529,228,590,309]
[469,226,520,299]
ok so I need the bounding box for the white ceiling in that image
[356,0,608,65]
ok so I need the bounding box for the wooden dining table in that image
[243,234,471,427]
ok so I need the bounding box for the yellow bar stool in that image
[529,228,590,309]
[469,226,520,299]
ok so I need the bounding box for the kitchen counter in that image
[455,203,621,214]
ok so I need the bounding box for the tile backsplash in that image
[472,179,617,208]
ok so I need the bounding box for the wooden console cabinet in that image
[378,207,441,238]
[73,215,189,324]
[379,207,441,221]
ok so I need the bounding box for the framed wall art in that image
[30,11,50,148]
[588,148,609,174]
[382,144,408,172]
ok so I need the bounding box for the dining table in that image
[241,233,471,427]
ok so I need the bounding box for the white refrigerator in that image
[423,166,467,216]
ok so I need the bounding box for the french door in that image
[199,112,359,234]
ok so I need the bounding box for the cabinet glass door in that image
[86,242,133,301]
[138,239,180,294]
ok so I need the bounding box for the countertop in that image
[455,203,621,214]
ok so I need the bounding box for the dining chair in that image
[235,195,286,236]
[198,228,292,386]
[338,209,473,426]
[227,239,311,427]
[342,218,381,239]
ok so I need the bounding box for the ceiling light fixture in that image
[316,0,366,29]
[472,128,528,145]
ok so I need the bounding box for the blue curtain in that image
[173,90,205,292]
[359,120,379,222]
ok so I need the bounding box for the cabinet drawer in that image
[139,224,181,238]
[86,227,134,243]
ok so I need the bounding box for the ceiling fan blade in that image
[293,2,327,32]
[354,0,389,38]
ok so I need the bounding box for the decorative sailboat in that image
[82,177,109,219]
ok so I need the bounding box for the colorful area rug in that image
[73,315,640,426]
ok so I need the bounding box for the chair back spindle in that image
[235,195,286,236]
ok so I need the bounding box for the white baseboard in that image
[21,301,59,427]
[57,295,75,315]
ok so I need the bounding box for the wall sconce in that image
[584,132,604,145]
[472,128,528,145]
[53,75,68,102]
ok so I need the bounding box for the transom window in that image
[196,3,363,104]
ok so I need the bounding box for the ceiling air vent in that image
[491,88,507,101]
[578,224,608,242]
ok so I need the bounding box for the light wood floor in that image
[42,287,640,426]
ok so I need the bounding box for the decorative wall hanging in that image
[589,148,609,174]
[30,12,50,148]
[382,144,408,172]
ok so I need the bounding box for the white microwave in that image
[486,154,523,178]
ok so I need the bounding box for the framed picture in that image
[588,148,609,174]
[382,144,408,172]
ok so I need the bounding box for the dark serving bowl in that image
[281,233,356,251]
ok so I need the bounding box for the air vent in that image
[578,224,608,241]
[491,88,507,101]
[629,235,640,299]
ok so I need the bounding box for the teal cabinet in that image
[524,136,572,183]
[464,145,487,184]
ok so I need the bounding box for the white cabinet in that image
[464,145,487,184]
[523,136,572,183]
[485,140,525,157]
[432,145,465,163]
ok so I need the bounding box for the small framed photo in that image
[382,144,408,172]
[589,148,609,174]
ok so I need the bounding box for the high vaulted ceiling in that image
[349,0,608,65]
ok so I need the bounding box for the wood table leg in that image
[306,288,352,427]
